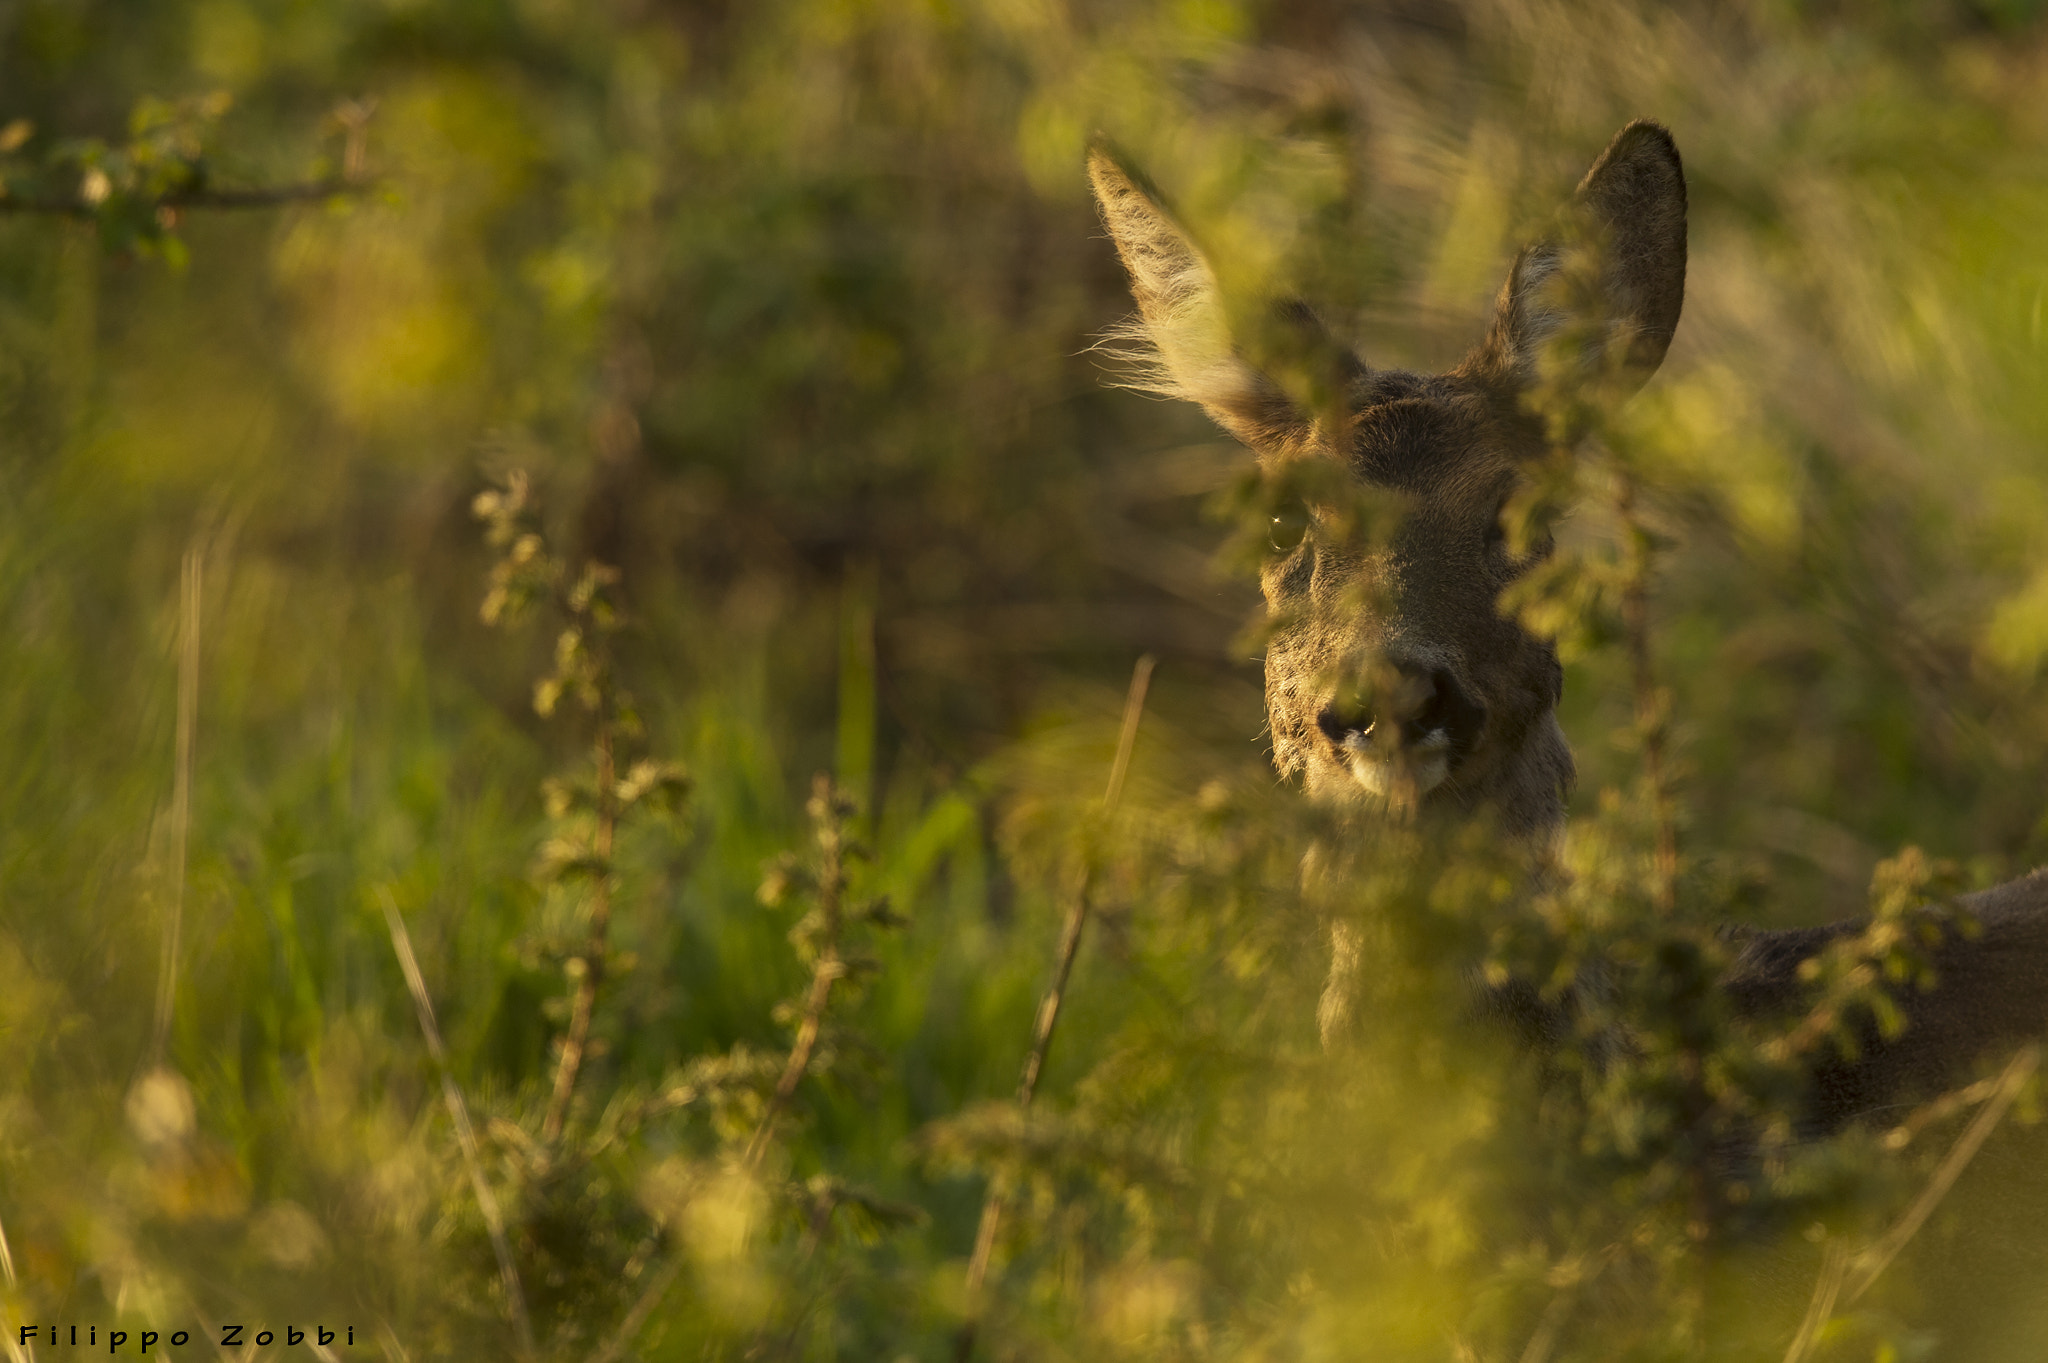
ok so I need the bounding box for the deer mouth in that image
[1316,666,1487,799]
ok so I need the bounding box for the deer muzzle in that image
[1316,663,1487,798]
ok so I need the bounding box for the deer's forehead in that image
[1344,388,1511,501]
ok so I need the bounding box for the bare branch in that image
[955,653,1155,1363]
[1781,1241,1848,1363]
[0,178,367,218]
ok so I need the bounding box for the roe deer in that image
[1088,121,2048,1133]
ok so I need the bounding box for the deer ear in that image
[1473,120,1686,400]
[1088,148,1311,449]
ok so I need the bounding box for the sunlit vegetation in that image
[5,0,2048,1358]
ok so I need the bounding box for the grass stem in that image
[379,887,535,1360]
[149,545,201,1069]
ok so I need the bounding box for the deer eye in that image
[1269,503,1310,553]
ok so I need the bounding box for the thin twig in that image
[1,1199,35,1363]
[150,546,201,1068]
[1516,1289,1576,1363]
[1514,1243,1622,1363]
[1881,1071,2004,1152]
[1782,1043,2039,1361]
[1781,1241,1848,1363]
[334,99,376,183]
[1101,656,1154,812]
[1614,466,1725,1282]
[171,1285,246,1363]
[0,179,366,218]
[1843,1043,2039,1302]
[752,1191,844,1363]
[542,709,618,1144]
[589,1256,683,1363]
[378,888,535,1360]
[1615,473,1676,914]
[375,1319,413,1363]
[954,654,1155,1363]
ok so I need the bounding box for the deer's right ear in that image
[1472,120,1687,404]
[1088,149,1309,450]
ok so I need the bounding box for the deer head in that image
[1090,122,1686,837]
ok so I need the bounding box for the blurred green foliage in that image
[7,0,2048,1359]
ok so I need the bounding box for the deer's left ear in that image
[1471,120,1687,399]
[1088,148,1318,451]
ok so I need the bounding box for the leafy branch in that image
[474,470,689,1146]
[599,769,913,1363]
[0,94,375,263]
[743,774,875,1173]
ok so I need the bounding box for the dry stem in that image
[150,546,201,1068]
[590,1255,682,1363]
[1844,1043,2039,1300]
[1781,1241,1848,1363]
[380,888,535,1359]
[1784,1043,2039,1362]
[954,653,1155,1363]
[1,1199,31,1363]
[1516,1290,1575,1363]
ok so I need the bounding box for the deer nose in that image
[1317,664,1487,757]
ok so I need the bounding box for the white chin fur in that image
[1341,728,1450,798]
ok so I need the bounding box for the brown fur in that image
[1091,120,2048,1132]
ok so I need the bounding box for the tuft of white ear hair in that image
[1087,151,1278,440]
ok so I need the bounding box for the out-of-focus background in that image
[5,0,2048,1357]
